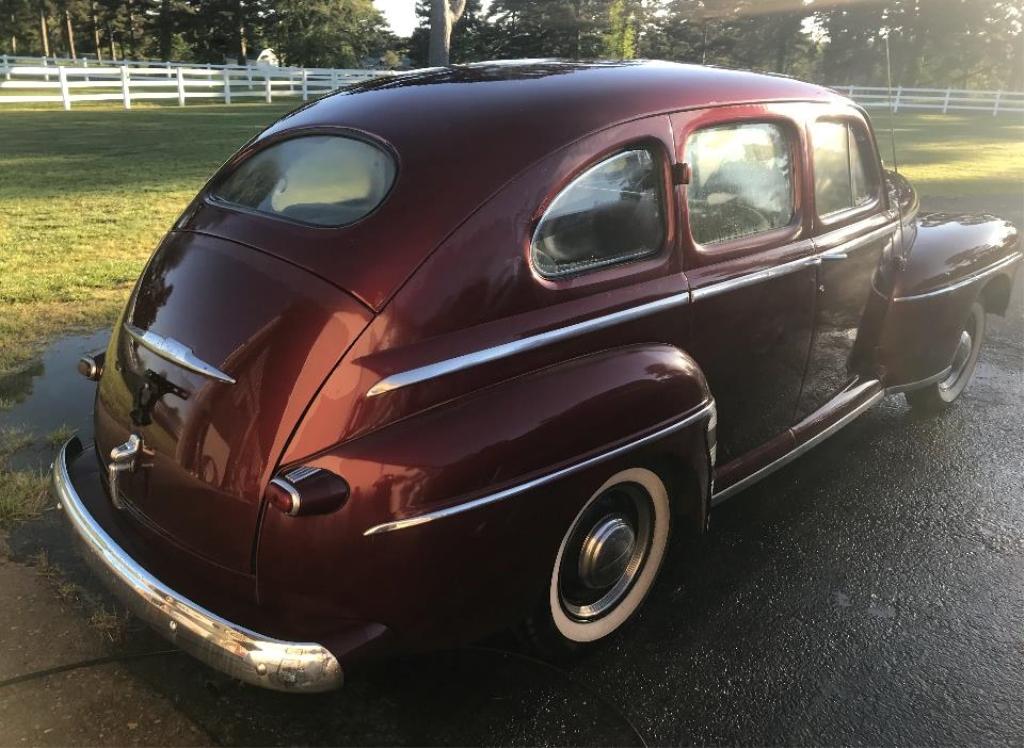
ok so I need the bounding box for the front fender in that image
[879,212,1020,387]
[255,344,713,651]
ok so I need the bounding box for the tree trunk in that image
[235,0,247,65]
[428,0,467,66]
[9,12,17,54]
[63,5,76,59]
[123,0,136,57]
[39,3,51,57]
[158,0,171,60]
[106,21,116,61]
[91,1,102,61]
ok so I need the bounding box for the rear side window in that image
[685,122,795,246]
[532,149,665,278]
[811,120,879,216]
[211,135,396,226]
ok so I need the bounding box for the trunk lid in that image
[94,231,372,572]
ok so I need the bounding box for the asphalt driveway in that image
[1,197,1021,746]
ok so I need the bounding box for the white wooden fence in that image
[839,84,1024,115]
[0,54,389,109]
[2,54,1023,115]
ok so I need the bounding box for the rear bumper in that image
[52,438,343,692]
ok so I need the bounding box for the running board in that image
[711,380,884,506]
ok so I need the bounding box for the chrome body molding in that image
[710,386,884,506]
[893,252,1022,302]
[366,291,691,397]
[884,366,953,395]
[363,400,715,535]
[53,440,343,692]
[123,323,236,384]
[366,223,900,398]
[692,223,897,303]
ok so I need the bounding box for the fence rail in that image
[0,54,389,108]
[2,55,1023,115]
[840,84,1024,115]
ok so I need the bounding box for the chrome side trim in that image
[691,252,817,302]
[884,366,953,395]
[366,224,901,398]
[123,323,236,384]
[366,292,691,397]
[692,223,897,303]
[893,252,1022,302]
[53,441,342,691]
[363,400,715,535]
[814,222,897,256]
[711,386,884,506]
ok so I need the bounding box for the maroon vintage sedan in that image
[53,61,1020,691]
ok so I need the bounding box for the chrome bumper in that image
[52,439,343,692]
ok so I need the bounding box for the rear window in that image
[211,135,396,227]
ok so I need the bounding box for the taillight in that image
[77,351,105,381]
[264,467,350,517]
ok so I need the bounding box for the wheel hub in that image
[558,483,653,621]
[578,515,637,590]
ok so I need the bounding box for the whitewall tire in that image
[532,467,671,651]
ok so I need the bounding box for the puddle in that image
[0,330,109,471]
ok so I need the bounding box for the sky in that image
[375,1,492,38]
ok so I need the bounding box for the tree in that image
[429,0,466,65]
[266,0,392,68]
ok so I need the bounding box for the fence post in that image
[120,66,132,110]
[330,69,338,90]
[58,66,71,111]
[942,86,951,114]
[1,54,8,81]
[894,85,902,113]
[41,55,49,81]
[165,60,172,79]
[223,68,232,104]
[992,90,1002,116]
[301,69,309,101]
[176,67,186,106]
[264,74,272,103]
[246,65,253,90]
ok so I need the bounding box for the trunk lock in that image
[108,434,142,510]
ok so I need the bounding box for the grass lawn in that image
[0,104,1022,398]
[0,102,293,384]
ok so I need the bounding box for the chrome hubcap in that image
[559,483,653,621]
[939,329,973,392]
[578,515,637,590]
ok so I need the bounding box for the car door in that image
[672,104,817,464]
[795,107,897,419]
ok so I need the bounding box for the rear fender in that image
[879,212,1020,387]
[256,344,713,648]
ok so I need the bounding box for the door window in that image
[531,148,665,278]
[811,120,879,217]
[685,122,795,246]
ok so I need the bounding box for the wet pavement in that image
[1,200,1022,745]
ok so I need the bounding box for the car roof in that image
[274,60,839,142]
[238,61,842,309]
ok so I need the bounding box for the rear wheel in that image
[906,301,986,414]
[523,467,671,659]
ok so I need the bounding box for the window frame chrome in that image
[680,115,806,261]
[529,142,672,281]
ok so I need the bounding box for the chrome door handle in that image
[821,252,849,261]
